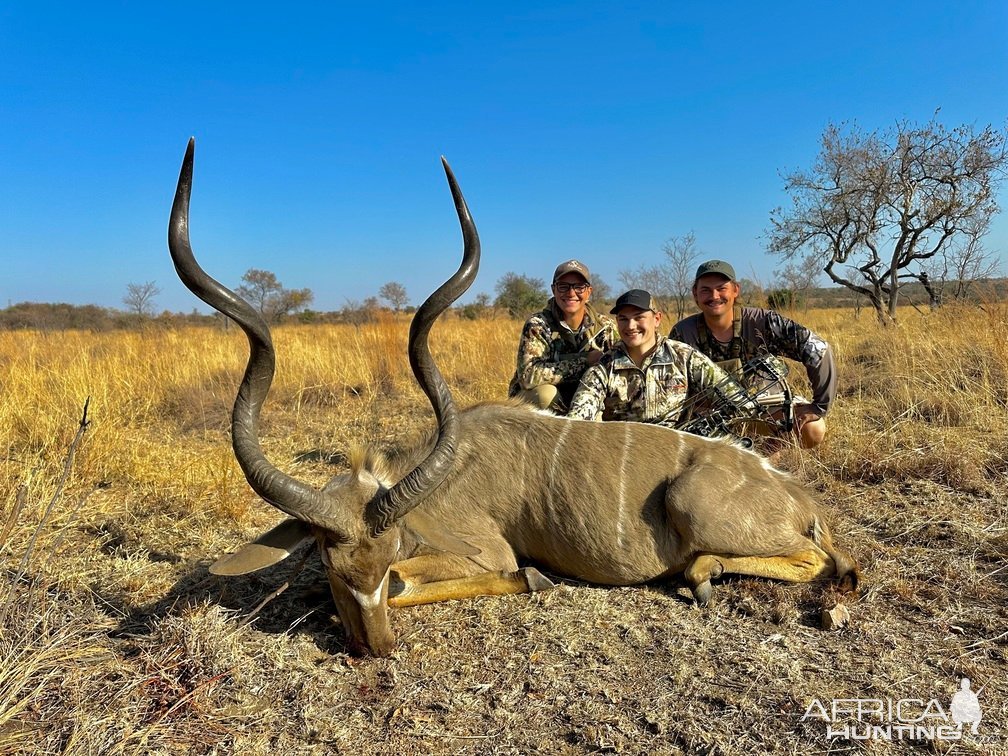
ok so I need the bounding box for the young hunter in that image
[508,259,619,412]
[567,289,755,426]
[670,260,837,448]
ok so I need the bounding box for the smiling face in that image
[615,306,662,357]
[552,272,592,321]
[693,273,740,320]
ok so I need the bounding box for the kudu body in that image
[168,140,858,657]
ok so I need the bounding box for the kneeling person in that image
[568,290,752,427]
[508,259,618,412]
[671,260,836,448]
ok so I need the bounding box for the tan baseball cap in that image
[552,259,592,285]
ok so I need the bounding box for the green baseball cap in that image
[693,259,736,284]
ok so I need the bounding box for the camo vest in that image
[508,300,619,407]
[670,306,836,415]
[567,337,753,427]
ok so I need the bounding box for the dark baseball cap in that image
[553,259,592,285]
[693,259,736,284]
[610,289,657,314]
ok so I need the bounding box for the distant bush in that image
[0,302,221,331]
[766,289,801,310]
[0,302,125,330]
[494,273,547,319]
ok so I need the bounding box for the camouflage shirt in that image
[670,306,836,415]
[567,337,755,427]
[508,300,619,406]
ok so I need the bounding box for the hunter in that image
[508,259,618,412]
[670,260,836,448]
[568,289,754,426]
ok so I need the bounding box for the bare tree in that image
[662,232,699,322]
[589,275,613,306]
[619,232,698,319]
[618,265,673,315]
[123,281,161,316]
[921,222,1001,304]
[767,118,1008,324]
[773,255,822,312]
[379,281,408,311]
[236,268,314,323]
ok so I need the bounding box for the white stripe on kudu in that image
[547,417,573,510]
[617,422,630,552]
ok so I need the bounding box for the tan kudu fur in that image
[168,140,858,657]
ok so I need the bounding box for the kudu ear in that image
[209,518,314,576]
[402,508,482,558]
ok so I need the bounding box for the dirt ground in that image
[4,409,1005,755]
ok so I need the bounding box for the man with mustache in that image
[508,259,619,413]
[671,260,836,449]
[567,289,753,427]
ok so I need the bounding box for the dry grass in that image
[1,306,1006,754]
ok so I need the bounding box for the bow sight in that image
[676,355,794,447]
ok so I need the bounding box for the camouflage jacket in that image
[670,306,836,415]
[508,300,619,405]
[567,337,755,427]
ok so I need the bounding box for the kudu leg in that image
[684,548,834,605]
[387,555,555,608]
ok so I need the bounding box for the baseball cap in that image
[552,259,592,285]
[693,260,736,284]
[610,289,657,314]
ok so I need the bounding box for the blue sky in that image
[2,2,1006,311]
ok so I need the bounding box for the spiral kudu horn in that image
[167,138,352,537]
[366,157,480,537]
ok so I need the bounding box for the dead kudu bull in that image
[168,140,859,657]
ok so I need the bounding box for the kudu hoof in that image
[521,567,556,593]
[686,555,723,606]
[692,580,714,606]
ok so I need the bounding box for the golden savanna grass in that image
[1,305,1006,754]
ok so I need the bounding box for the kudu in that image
[168,139,858,657]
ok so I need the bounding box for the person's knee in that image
[517,384,559,410]
[799,417,826,448]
